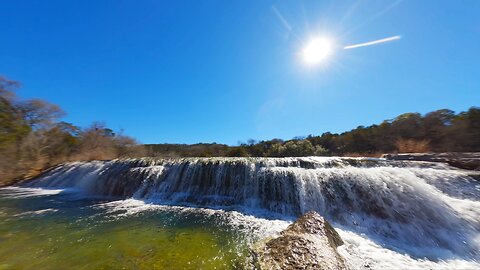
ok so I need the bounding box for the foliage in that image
[145,143,230,158]
[0,76,145,186]
[226,147,249,157]
[146,107,480,158]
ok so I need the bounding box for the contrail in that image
[344,35,401,50]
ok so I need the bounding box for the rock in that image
[382,152,480,171]
[252,211,347,270]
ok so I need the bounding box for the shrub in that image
[395,139,430,153]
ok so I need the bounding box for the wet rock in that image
[383,152,480,171]
[252,211,347,270]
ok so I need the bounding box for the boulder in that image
[252,211,347,270]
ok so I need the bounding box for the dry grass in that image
[395,139,431,153]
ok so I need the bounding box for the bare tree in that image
[19,99,65,129]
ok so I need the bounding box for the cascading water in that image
[20,157,480,268]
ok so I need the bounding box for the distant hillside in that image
[145,107,480,158]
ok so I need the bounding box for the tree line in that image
[0,76,145,185]
[146,108,480,158]
[2,75,479,184]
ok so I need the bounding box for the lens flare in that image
[302,38,333,65]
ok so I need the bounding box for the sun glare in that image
[302,37,333,65]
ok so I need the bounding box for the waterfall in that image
[24,157,480,260]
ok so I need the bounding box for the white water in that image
[0,186,65,198]
[23,157,480,269]
[90,198,291,241]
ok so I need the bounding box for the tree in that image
[449,107,480,151]
[226,147,249,157]
[0,76,19,101]
[75,122,117,160]
[19,99,65,129]
[314,145,329,156]
[422,109,454,151]
[0,77,29,149]
[0,76,147,186]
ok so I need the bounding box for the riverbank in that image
[383,152,480,170]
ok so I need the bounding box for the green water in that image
[0,188,272,270]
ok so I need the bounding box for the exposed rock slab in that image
[383,152,480,170]
[252,211,347,270]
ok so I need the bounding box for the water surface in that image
[0,187,287,269]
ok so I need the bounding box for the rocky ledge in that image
[251,211,347,270]
[383,152,480,171]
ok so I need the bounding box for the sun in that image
[302,37,333,65]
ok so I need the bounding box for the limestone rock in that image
[252,211,347,270]
[383,152,480,171]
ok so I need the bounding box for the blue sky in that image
[1,0,479,145]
